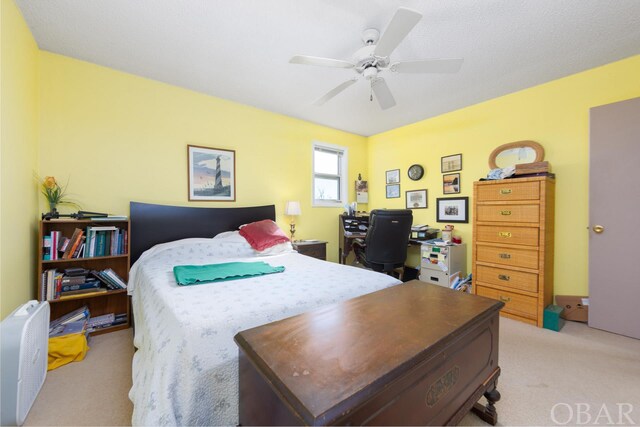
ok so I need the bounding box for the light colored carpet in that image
[24,328,134,426]
[24,318,640,426]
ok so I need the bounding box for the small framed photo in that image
[386,184,400,199]
[386,169,400,184]
[355,180,368,203]
[406,189,428,209]
[436,197,469,223]
[188,145,236,201]
[443,173,461,194]
[441,154,462,173]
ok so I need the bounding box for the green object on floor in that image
[543,304,565,332]
[173,261,285,285]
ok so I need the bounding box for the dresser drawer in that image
[476,181,539,201]
[476,225,539,246]
[476,204,539,224]
[477,265,538,293]
[476,244,539,269]
[476,285,538,320]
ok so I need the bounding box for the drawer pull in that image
[500,210,512,216]
[498,231,512,238]
[499,253,512,259]
[498,274,510,281]
[499,296,511,302]
[500,189,512,195]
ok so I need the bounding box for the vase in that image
[48,202,58,214]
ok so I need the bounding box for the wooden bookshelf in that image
[38,219,131,335]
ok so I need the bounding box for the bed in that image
[127,202,401,426]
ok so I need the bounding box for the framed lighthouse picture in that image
[187,145,236,201]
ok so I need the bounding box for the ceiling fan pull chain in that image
[370,84,373,102]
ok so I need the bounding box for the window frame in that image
[312,141,348,208]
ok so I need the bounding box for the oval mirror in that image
[489,140,545,169]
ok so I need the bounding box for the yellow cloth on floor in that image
[48,333,90,371]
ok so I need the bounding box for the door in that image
[589,97,640,339]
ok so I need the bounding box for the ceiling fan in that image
[289,7,463,110]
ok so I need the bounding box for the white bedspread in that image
[128,238,400,426]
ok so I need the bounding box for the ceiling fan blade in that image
[313,79,358,106]
[373,7,422,58]
[290,55,355,69]
[392,58,464,74]
[371,78,396,110]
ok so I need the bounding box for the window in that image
[312,142,348,207]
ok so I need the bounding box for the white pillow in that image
[212,230,249,243]
[255,241,295,256]
[213,230,294,256]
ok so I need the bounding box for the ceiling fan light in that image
[363,67,378,80]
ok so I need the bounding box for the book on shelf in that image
[41,267,126,300]
[92,215,128,221]
[49,306,90,337]
[49,320,87,337]
[49,305,90,332]
[103,268,127,289]
[87,313,115,328]
[71,236,85,259]
[42,236,52,261]
[59,288,108,300]
[91,269,126,289]
[50,231,60,260]
[64,267,89,276]
[61,275,86,286]
[58,237,70,254]
[60,280,100,293]
[63,228,84,259]
[86,313,127,332]
[83,226,126,258]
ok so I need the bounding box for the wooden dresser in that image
[472,176,555,327]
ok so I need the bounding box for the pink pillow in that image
[239,220,290,251]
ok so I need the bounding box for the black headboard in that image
[130,202,276,265]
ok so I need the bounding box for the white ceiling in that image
[16,0,640,136]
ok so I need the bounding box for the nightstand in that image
[293,240,327,261]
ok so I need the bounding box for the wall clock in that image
[408,164,424,181]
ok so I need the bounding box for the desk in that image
[338,214,369,264]
[338,214,437,265]
[339,232,366,264]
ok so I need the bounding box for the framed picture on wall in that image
[406,189,428,209]
[441,154,462,173]
[356,180,369,203]
[187,145,236,201]
[386,169,400,184]
[436,197,469,223]
[386,184,400,199]
[443,173,461,194]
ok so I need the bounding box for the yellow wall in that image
[0,0,40,318]
[368,55,640,295]
[2,6,638,315]
[38,52,368,263]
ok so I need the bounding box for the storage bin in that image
[543,304,565,332]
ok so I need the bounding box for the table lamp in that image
[285,201,301,241]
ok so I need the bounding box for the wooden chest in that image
[235,281,504,426]
[473,176,555,327]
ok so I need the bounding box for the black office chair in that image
[352,209,413,277]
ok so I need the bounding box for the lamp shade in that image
[285,201,301,216]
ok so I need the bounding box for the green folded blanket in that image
[173,261,285,286]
